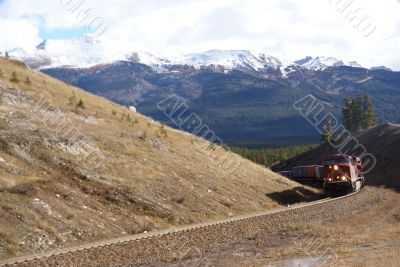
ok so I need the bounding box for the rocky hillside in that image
[274,123,400,191]
[0,57,316,259]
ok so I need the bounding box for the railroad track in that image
[0,189,362,267]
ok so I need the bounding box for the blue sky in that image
[39,27,90,40]
[0,0,400,69]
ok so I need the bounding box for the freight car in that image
[279,165,324,182]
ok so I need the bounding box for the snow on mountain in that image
[127,51,172,72]
[295,56,363,70]
[9,36,129,69]
[9,37,175,71]
[8,36,375,74]
[171,50,282,71]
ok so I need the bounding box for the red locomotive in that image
[279,154,365,193]
[323,154,364,192]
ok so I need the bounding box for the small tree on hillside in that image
[342,93,378,132]
[349,95,362,131]
[24,77,31,85]
[10,71,19,83]
[0,68,3,78]
[159,122,168,137]
[77,99,85,109]
[321,117,334,144]
[68,91,77,105]
[342,97,352,130]
[362,93,377,128]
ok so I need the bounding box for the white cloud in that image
[0,0,399,69]
[0,17,41,51]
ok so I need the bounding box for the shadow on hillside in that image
[266,187,324,205]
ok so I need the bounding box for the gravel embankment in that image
[6,187,382,267]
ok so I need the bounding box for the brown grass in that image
[0,56,314,259]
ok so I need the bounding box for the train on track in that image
[279,154,365,193]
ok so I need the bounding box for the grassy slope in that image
[0,58,317,259]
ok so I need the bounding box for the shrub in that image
[139,131,147,141]
[167,213,178,224]
[8,184,36,196]
[0,68,3,78]
[77,99,85,109]
[112,110,117,116]
[10,72,19,83]
[24,77,31,85]
[159,123,168,137]
[68,91,77,105]
[171,196,185,204]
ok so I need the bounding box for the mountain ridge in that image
[5,37,400,146]
[7,36,391,72]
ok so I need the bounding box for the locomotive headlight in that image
[341,176,347,181]
[328,178,332,182]
[334,165,339,170]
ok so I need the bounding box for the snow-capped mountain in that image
[9,36,129,69]
[8,36,380,73]
[8,38,284,72]
[295,56,362,70]
[170,50,282,71]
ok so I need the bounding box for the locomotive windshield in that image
[323,158,349,165]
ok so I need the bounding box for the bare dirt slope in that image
[0,57,315,259]
[274,123,400,191]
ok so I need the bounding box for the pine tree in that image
[10,71,19,83]
[350,95,362,131]
[77,99,85,109]
[342,97,352,130]
[321,117,333,143]
[342,93,377,132]
[362,93,377,128]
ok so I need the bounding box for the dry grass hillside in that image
[274,123,400,191]
[0,57,316,259]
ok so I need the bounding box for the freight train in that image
[279,154,365,193]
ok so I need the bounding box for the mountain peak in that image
[173,50,282,71]
[36,40,47,50]
[295,56,362,70]
[10,36,128,69]
[294,56,313,65]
